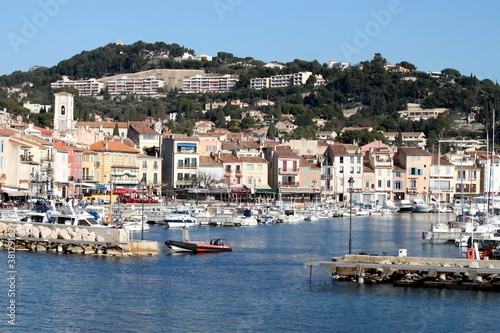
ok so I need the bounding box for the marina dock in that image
[0,220,158,256]
[306,254,500,291]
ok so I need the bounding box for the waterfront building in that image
[162,135,200,190]
[54,140,83,198]
[137,154,162,196]
[444,150,481,200]
[396,147,432,203]
[88,140,141,188]
[322,143,364,203]
[429,153,455,203]
[473,150,500,194]
[362,147,394,204]
[263,145,302,200]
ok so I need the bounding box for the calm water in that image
[2,213,499,332]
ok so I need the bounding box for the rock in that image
[83,232,95,242]
[0,222,7,234]
[14,225,27,237]
[59,229,71,240]
[96,235,105,242]
[50,229,59,239]
[31,226,40,238]
[65,227,74,237]
[79,228,89,236]
[72,232,82,241]
[40,227,52,239]
[36,244,46,252]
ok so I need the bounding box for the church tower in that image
[53,92,75,131]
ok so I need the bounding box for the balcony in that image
[278,168,299,175]
[321,174,333,180]
[177,164,198,169]
[83,176,95,181]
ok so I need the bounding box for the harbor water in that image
[1,213,499,332]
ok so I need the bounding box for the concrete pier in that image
[306,254,500,290]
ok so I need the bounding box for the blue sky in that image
[2,0,500,81]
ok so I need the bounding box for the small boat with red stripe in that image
[165,227,232,253]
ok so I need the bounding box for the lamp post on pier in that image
[139,177,146,241]
[348,176,354,254]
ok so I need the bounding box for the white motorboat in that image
[397,200,414,212]
[47,205,106,227]
[412,199,431,213]
[382,200,398,213]
[164,214,199,228]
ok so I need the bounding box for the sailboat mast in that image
[437,141,441,223]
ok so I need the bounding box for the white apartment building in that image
[182,74,238,93]
[23,102,52,114]
[328,59,350,70]
[50,76,104,96]
[107,76,165,95]
[249,72,312,90]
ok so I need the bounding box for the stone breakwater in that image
[0,221,158,256]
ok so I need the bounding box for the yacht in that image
[397,200,414,212]
[412,199,431,213]
[164,214,199,228]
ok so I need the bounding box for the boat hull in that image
[165,240,232,253]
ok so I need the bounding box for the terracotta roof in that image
[274,146,300,159]
[399,147,432,156]
[217,153,240,163]
[239,156,268,163]
[329,143,347,155]
[240,140,261,149]
[129,123,159,135]
[0,128,17,136]
[110,137,136,147]
[200,156,222,167]
[89,140,140,153]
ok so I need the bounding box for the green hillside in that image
[0,41,498,148]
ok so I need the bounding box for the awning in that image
[177,143,196,147]
[256,189,276,194]
[2,190,29,197]
[74,183,96,188]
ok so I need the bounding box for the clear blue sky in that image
[2,0,500,82]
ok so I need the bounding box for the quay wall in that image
[0,220,129,243]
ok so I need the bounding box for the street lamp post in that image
[139,177,146,241]
[348,176,355,254]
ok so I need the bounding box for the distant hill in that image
[0,42,499,149]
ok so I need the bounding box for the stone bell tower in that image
[53,92,75,131]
